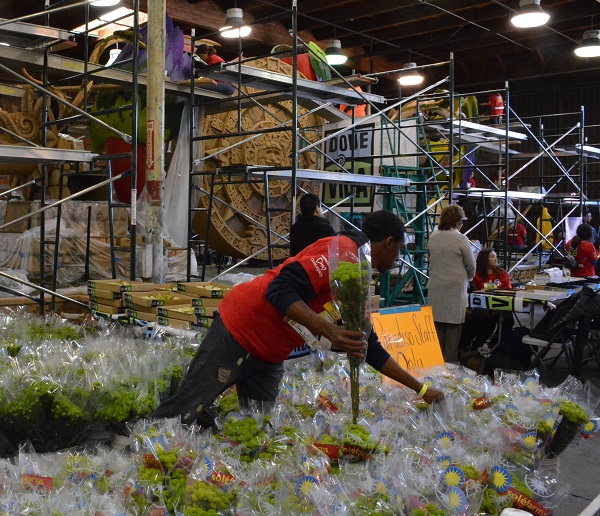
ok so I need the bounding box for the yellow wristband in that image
[418,384,428,398]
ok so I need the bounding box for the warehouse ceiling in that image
[4,0,600,97]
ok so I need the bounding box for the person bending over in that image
[152,210,444,427]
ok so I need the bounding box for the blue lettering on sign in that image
[286,343,312,360]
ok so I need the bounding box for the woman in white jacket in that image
[427,204,476,362]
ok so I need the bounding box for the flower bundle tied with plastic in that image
[329,237,372,424]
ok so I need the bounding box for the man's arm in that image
[266,262,366,356]
[285,300,366,357]
[378,357,444,404]
[366,331,444,404]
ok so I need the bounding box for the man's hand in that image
[321,325,366,358]
[422,386,444,404]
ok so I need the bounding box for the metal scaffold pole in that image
[146,0,166,282]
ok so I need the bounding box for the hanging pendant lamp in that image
[510,0,549,28]
[220,8,251,38]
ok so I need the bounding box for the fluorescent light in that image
[71,19,104,34]
[452,120,528,140]
[483,190,545,200]
[99,7,132,22]
[574,30,600,58]
[0,42,9,47]
[510,0,549,28]
[89,0,121,6]
[71,10,146,37]
[576,144,600,155]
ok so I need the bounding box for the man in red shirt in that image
[153,211,444,426]
[488,92,504,124]
[506,222,527,251]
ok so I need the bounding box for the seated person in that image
[460,248,512,352]
[472,248,511,290]
[565,223,598,278]
[289,193,335,256]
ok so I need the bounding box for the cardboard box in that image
[88,293,123,308]
[125,308,158,322]
[157,304,214,325]
[89,302,125,315]
[87,287,124,301]
[124,291,194,308]
[191,297,223,309]
[4,201,31,233]
[157,316,210,331]
[87,279,156,293]
[176,281,232,298]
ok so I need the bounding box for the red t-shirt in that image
[565,240,597,277]
[489,93,504,116]
[206,54,225,65]
[219,235,358,363]
[473,268,511,290]
[507,223,527,247]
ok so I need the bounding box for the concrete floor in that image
[537,344,600,516]
[208,263,600,515]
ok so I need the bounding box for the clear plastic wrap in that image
[329,238,372,424]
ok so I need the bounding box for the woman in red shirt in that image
[473,248,511,290]
[460,248,512,357]
[565,224,598,277]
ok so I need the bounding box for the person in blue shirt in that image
[584,210,598,242]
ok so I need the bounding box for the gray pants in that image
[152,315,284,425]
[434,321,463,363]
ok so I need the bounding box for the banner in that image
[322,124,374,209]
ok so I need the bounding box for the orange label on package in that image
[506,487,550,516]
[210,470,237,487]
[342,444,372,460]
[317,394,339,413]
[313,442,340,460]
[21,474,54,492]
[143,454,164,471]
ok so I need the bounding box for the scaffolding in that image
[0,2,227,311]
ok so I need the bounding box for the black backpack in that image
[562,251,579,272]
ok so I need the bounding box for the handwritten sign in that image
[371,306,444,374]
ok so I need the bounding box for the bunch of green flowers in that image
[185,479,235,513]
[330,259,371,424]
[222,417,268,461]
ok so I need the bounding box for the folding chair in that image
[522,330,574,371]
[585,329,600,371]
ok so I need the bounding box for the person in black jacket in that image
[289,193,335,256]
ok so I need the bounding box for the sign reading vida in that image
[371,306,444,374]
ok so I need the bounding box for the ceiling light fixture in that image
[89,0,121,7]
[220,8,251,38]
[510,0,549,28]
[398,62,424,86]
[325,39,347,65]
[99,7,132,22]
[575,29,600,57]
